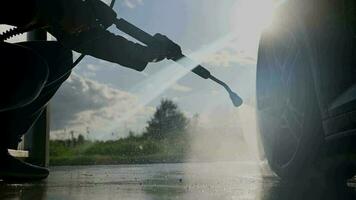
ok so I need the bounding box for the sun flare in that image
[232,0,276,35]
[229,0,276,55]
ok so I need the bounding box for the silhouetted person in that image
[0,0,181,181]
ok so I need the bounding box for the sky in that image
[50,0,278,140]
[1,0,278,140]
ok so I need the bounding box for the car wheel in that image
[256,29,324,180]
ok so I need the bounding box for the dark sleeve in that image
[55,28,151,71]
[0,0,38,27]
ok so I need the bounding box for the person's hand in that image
[38,0,117,34]
[147,33,182,62]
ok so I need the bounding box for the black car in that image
[256,0,356,181]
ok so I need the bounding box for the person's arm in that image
[56,28,157,71]
[37,0,181,71]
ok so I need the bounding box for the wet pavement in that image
[1,162,356,200]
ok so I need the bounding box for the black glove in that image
[147,33,182,62]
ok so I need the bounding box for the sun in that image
[232,0,276,35]
[229,0,276,55]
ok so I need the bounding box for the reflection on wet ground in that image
[0,162,355,200]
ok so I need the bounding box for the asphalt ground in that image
[1,162,355,200]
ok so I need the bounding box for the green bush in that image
[83,140,161,156]
[49,99,191,166]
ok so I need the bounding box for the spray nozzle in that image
[209,75,243,107]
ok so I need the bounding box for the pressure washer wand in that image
[114,18,243,107]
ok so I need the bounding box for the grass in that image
[49,135,189,166]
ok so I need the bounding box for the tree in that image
[144,99,189,139]
[77,134,85,145]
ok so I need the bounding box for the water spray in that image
[114,18,243,107]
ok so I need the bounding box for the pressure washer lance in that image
[114,18,243,107]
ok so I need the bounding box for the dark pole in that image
[24,30,50,167]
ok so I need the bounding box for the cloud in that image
[203,49,257,67]
[50,73,154,139]
[86,64,101,72]
[0,25,27,43]
[82,71,96,78]
[122,0,144,9]
[101,0,112,5]
[0,25,57,42]
[171,83,192,93]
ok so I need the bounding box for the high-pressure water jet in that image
[114,18,243,107]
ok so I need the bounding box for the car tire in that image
[256,28,324,180]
